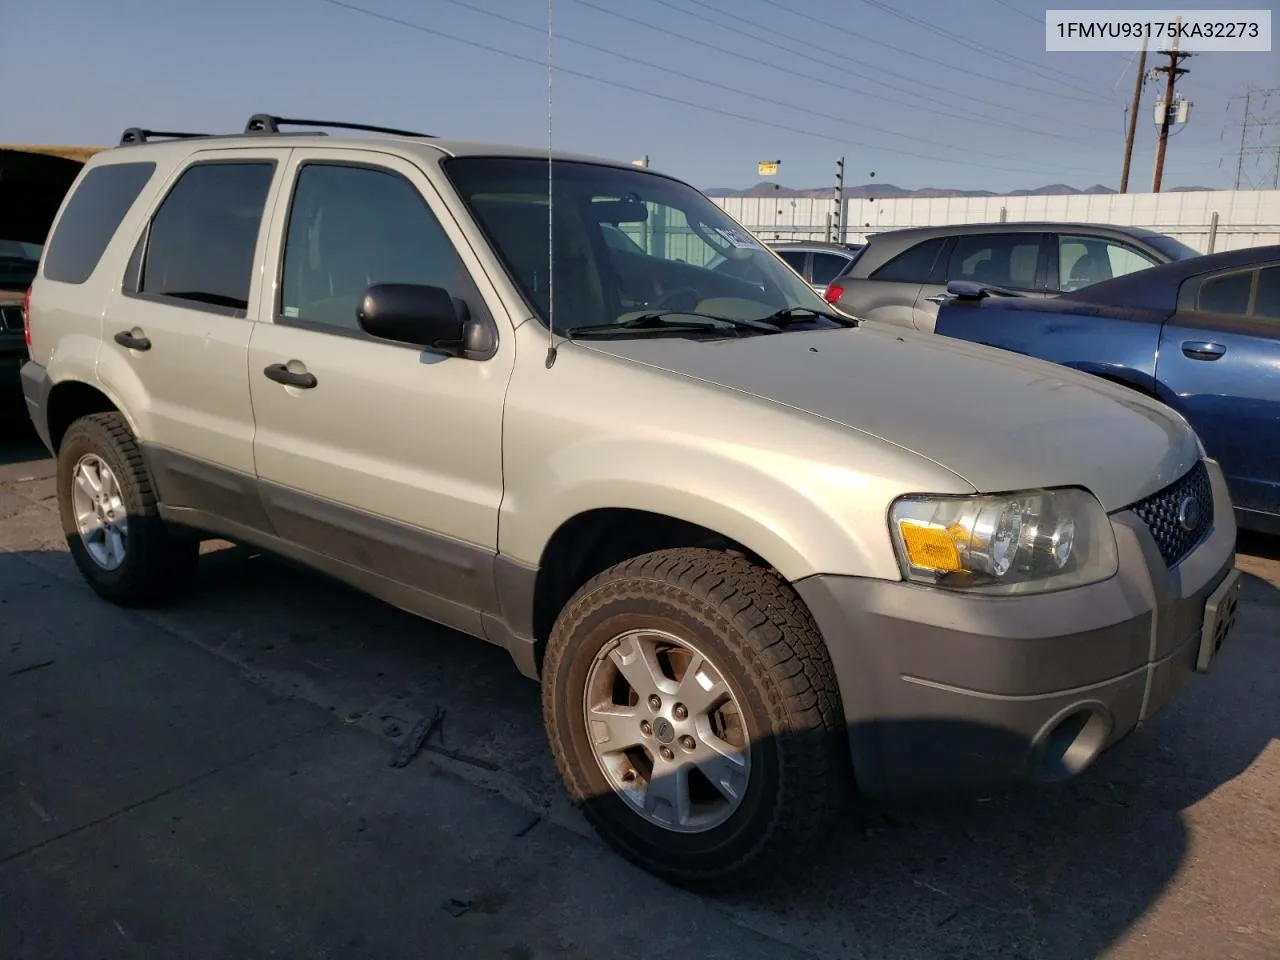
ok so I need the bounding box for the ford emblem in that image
[1177,495,1201,532]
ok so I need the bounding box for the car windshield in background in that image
[1144,233,1203,261]
[0,239,41,292]
[444,157,839,338]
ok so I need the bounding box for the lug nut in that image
[659,746,675,762]
[640,720,652,737]
[673,703,688,720]
[647,695,662,711]
[680,735,696,751]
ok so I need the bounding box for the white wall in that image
[711,189,1280,253]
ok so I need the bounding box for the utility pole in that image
[1229,87,1280,190]
[1151,24,1193,193]
[833,156,845,243]
[1119,34,1148,193]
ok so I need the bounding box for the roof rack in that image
[119,127,213,145]
[244,113,433,139]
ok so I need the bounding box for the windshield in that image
[1143,233,1202,261]
[444,158,839,337]
[0,239,41,292]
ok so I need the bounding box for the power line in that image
[669,0,1109,110]
[988,0,1135,66]
[574,0,1102,140]
[426,0,1102,166]
[604,0,1105,136]
[844,0,1114,100]
[988,0,1044,26]
[315,0,1113,176]
[990,0,1232,96]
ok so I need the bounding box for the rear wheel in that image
[57,412,198,606]
[542,548,851,888]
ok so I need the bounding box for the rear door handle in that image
[1181,340,1226,361]
[263,362,318,389]
[114,330,151,351]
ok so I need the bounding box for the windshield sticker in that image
[712,225,762,250]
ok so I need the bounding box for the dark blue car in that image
[935,244,1280,534]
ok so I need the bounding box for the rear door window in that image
[132,161,275,316]
[945,233,1042,290]
[42,162,156,284]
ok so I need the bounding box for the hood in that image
[577,323,1201,511]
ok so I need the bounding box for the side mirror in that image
[357,283,493,359]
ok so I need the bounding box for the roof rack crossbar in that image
[119,128,213,145]
[244,113,433,139]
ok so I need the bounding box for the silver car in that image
[825,222,1202,332]
[21,115,1241,888]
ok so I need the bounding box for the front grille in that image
[1129,460,1214,567]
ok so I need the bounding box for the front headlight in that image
[889,488,1118,595]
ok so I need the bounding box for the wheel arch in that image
[45,379,134,453]
[529,507,773,671]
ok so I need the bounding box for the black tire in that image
[542,547,852,889]
[56,412,198,606]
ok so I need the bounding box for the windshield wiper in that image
[565,310,782,338]
[756,306,858,328]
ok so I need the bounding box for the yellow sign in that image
[757,160,780,176]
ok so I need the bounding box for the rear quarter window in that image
[42,161,156,285]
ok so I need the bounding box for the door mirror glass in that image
[357,283,465,350]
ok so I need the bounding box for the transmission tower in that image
[1229,87,1280,190]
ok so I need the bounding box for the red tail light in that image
[823,282,844,305]
[22,285,32,350]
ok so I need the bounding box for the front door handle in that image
[1182,340,1226,361]
[114,329,152,351]
[923,294,950,304]
[263,362,318,389]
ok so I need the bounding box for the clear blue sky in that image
[3,0,1277,192]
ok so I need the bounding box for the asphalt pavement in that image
[2,423,1277,960]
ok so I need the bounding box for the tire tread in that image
[542,547,851,888]
[58,412,197,606]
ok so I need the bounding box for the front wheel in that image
[542,548,852,889]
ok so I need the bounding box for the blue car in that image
[935,244,1280,535]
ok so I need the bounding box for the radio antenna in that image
[544,0,558,368]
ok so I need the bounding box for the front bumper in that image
[794,458,1239,798]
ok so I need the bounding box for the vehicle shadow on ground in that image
[30,536,1266,960]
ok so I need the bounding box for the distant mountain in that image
[705,182,1217,199]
